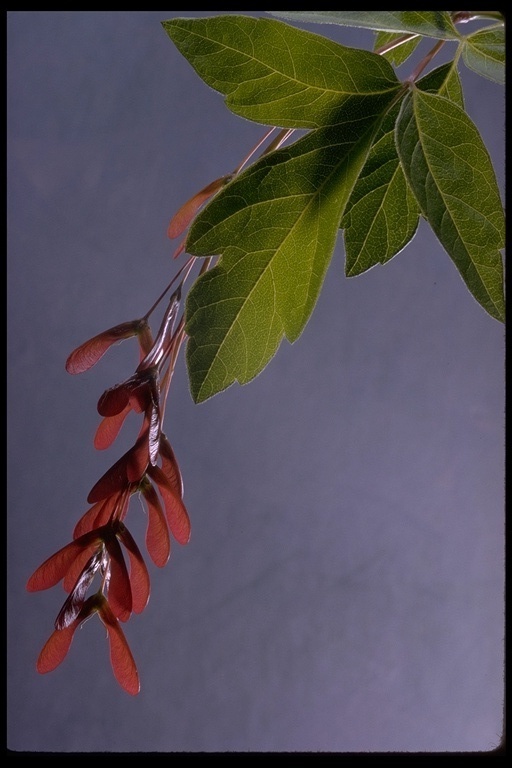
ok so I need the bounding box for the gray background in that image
[7,11,505,753]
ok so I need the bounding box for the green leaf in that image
[461,25,505,84]
[373,31,421,66]
[427,61,464,106]
[162,16,400,128]
[342,63,464,276]
[268,11,460,39]
[396,89,505,322]
[184,93,399,402]
[342,127,419,276]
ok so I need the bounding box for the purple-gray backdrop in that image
[7,11,505,753]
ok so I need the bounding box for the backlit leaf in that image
[163,16,400,129]
[342,63,463,276]
[267,11,459,39]
[461,25,505,84]
[184,93,399,401]
[163,15,404,401]
[396,88,505,322]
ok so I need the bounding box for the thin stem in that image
[259,127,295,156]
[197,255,213,278]
[158,318,186,423]
[157,254,206,414]
[405,38,446,83]
[138,290,181,370]
[143,255,196,321]
[233,125,296,176]
[141,250,198,372]
[156,80,306,396]
[374,32,419,57]
[100,566,110,595]
[233,126,278,175]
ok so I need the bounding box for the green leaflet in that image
[342,128,420,276]
[461,25,505,84]
[342,63,463,276]
[396,89,505,322]
[268,11,460,39]
[185,93,399,402]
[162,16,400,129]
[162,15,403,401]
